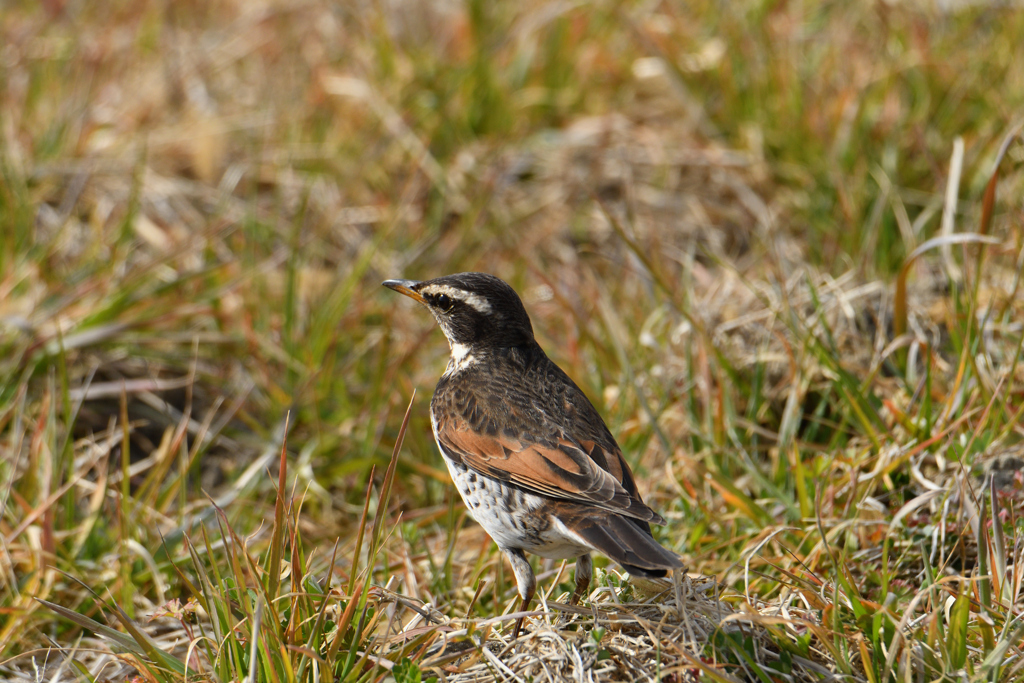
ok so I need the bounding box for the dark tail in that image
[571,512,684,578]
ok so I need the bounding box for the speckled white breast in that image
[435,439,591,560]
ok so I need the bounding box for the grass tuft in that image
[2,0,1024,680]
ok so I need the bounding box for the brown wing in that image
[434,411,665,524]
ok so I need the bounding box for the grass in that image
[2,0,1024,680]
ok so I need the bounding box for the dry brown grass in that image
[2,0,1024,680]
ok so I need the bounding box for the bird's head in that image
[383,272,535,350]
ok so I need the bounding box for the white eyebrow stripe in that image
[419,284,492,314]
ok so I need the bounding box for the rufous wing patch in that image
[435,416,660,522]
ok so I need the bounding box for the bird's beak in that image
[382,279,426,304]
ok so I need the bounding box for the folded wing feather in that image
[436,415,664,524]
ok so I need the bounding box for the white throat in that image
[445,341,476,375]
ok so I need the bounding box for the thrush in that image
[384,272,683,639]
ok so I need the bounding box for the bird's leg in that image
[570,554,592,605]
[504,548,535,640]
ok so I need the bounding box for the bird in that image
[383,272,683,639]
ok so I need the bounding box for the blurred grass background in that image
[2,0,1023,680]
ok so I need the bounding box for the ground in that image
[2,1,1024,681]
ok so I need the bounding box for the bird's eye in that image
[436,294,453,312]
